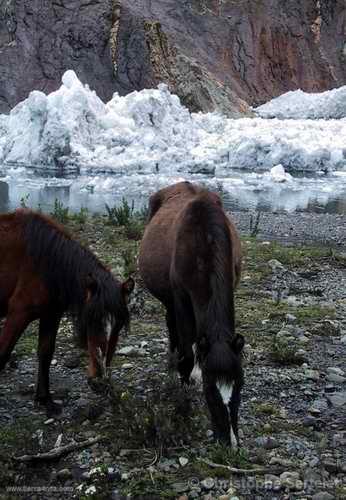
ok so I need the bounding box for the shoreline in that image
[232,210,346,247]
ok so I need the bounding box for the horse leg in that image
[166,306,178,353]
[35,313,61,415]
[229,382,242,448]
[0,311,31,371]
[165,306,179,371]
[105,330,119,373]
[203,371,231,445]
[173,294,195,386]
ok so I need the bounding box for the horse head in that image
[82,275,134,383]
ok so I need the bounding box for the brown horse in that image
[139,181,244,446]
[0,209,134,414]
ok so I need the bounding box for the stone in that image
[172,483,189,494]
[179,457,189,467]
[107,467,121,481]
[304,369,320,381]
[311,320,341,337]
[57,468,72,480]
[268,259,285,271]
[324,384,335,393]
[327,366,345,376]
[201,478,215,490]
[117,346,138,356]
[326,373,345,383]
[255,436,279,449]
[298,335,310,344]
[323,460,340,473]
[264,474,281,491]
[327,392,346,408]
[312,493,334,500]
[64,354,81,369]
[44,418,55,425]
[280,471,302,491]
[332,432,346,447]
[286,313,297,323]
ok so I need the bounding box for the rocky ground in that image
[0,211,345,500]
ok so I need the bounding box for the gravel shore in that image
[233,211,346,247]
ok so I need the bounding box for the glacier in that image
[255,85,346,120]
[0,71,346,213]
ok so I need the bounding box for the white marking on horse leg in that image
[190,343,202,383]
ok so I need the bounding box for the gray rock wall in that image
[0,0,345,116]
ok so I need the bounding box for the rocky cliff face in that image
[0,0,345,115]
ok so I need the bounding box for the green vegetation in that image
[105,198,135,226]
[50,198,70,224]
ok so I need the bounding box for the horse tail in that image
[177,194,235,332]
[174,194,241,382]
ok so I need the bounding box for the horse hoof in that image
[46,400,63,417]
[35,397,62,416]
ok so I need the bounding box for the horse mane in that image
[18,210,128,339]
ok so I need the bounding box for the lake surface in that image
[1,166,346,215]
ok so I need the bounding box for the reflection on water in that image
[1,168,346,215]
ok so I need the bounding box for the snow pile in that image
[255,86,346,120]
[0,71,345,177]
[268,165,293,183]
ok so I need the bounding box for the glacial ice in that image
[255,85,346,120]
[0,71,345,176]
[0,71,345,213]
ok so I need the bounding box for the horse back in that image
[0,211,49,314]
[139,182,241,305]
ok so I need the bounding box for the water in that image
[1,166,346,215]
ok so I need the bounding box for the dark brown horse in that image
[0,209,134,414]
[139,181,244,446]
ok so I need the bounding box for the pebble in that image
[268,259,285,271]
[332,432,346,447]
[201,478,215,490]
[255,436,279,449]
[57,468,72,480]
[327,366,345,376]
[327,392,346,407]
[323,460,340,473]
[44,418,55,425]
[172,482,189,494]
[324,383,335,393]
[122,363,133,369]
[107,467,121,481]
[312,320,341,337]
[64,354,80,369]
[326,372,345,383]
[286,313,297,323]
[304,369,320,381]
[178,457,189,467]
[118,346,138,356]
[280,471,302,491]
[264,474,281,491]
[312,493,334,500]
